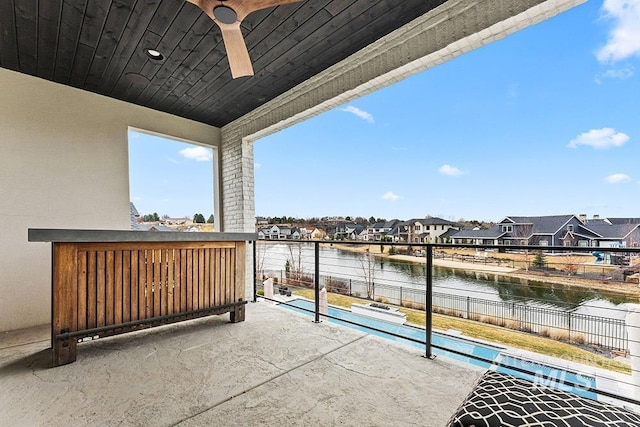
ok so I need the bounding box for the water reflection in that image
[260,244,635,314]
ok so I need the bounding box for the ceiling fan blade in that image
[185,0,302,78]
[219,23,254,78]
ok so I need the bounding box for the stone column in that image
[219,128,255,300]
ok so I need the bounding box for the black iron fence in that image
[258,269,628,352]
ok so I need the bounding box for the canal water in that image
[259,243,634,321]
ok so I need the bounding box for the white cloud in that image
[179,146,213,162]
[341,106,374,123]
[596,0,640,63]
[605,173,631,184]
[381,191,401,202]
[568,128,629,149]
[438,164,465,177]
[595,65,634,83]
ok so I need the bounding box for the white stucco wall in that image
[0,68,220,332]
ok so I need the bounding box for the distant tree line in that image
[193,214,214,223]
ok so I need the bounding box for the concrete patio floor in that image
[0,300,483,426]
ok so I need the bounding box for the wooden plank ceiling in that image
[0,0,446,128]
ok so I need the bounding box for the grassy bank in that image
[292,289,631,375]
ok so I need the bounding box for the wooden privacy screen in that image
[52,241,247,366]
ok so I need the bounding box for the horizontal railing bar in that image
[55,300,247,341]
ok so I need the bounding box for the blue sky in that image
[130,0,640,222]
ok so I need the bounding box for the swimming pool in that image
[279,298,597,400]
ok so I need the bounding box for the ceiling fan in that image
[186,0,302,79]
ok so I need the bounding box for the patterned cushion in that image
[447,370,640,427]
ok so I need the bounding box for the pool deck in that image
[0,300,483,426]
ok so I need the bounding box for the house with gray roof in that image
[366,219,401,241]
[584,217,640,248]
[451,214,640,249]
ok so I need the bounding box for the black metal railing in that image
[253,241,640,406]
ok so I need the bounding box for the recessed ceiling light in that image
[146,49,164,60]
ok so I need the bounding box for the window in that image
[567,225,574,232]
[578,240,589,247]
[539,240,549,246]
[502,225,513,232]
[128,129,214,228]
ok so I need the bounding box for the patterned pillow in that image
[447,370,640,427]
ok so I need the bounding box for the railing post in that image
[425,244,435,359]
[314,241,320,323]
[252,241,257,303]
[466,296,470,320]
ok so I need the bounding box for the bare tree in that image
[286,243,305,285]
[512,224,534,271]
[359,248,377,299]
[255,241,267,279]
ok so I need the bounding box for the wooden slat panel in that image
[227,248,235,304]
[105,251,115,325]
[87,251,97,329]
[96,251,106,327]
[166,249,173,315]
[77,251,87,331]
[51,243,78,366]
[138,249,147,320]
[153,249,161,317]
[186,249,193,311]
[145,249,153,318]
[99,0,157,94]
[123,250,131,322]
[203,248,210,308]
[130,250,139,321]
[84,0,135,90]
[214,248,221,307]
[162,248,168,315]
[180,249,187,312]
[0,0,19,70]
[235,242,246,302]
[221,248,228,305]
[114,250,123,324]
[197,248,204,310]
[14,0,38,75]
[37,0,63,79]
[173,249,181,314]
[53,0,86,83]
[209,248,215,308]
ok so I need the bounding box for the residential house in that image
[302,227,326,240]
[451,214,640,249]
[584,217,640,248]
[334,223,367,240]
[366,220,401,241]
[257,225,301,240]
[406,217,460,244]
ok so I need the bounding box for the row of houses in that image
[257,225,324,240]
[451,214,640,249]
[257,217,460,244]
[257,214,640,248]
